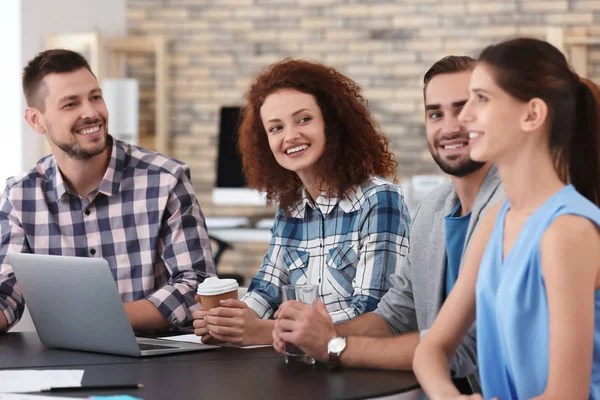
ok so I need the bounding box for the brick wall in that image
[126,0,600,281]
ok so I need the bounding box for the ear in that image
[521,98,548,132]
[24,107,47,134]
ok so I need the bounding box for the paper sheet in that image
[158,334,272,349]
[0,370,84,393]
[0,395,84,400]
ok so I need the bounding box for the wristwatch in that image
[327,336,347,364]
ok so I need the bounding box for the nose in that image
[283,127,301,143]
[458,98,475,125]
[80,100,100,120]
[441,114,461,136]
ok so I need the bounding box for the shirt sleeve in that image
[329,186,411,323]
[146,165,216,326]
[372,264,419,333]
[241,209,289,319]
[449,324,479,377]
[372,200,422,333]
[375,198,478,378]
[0,183,31,329]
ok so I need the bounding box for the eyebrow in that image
[267,108,311,123]
[58,88,102,104]
[471,88,490,94]
[424,99,468,111]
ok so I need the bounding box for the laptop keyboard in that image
[138,343,178,351]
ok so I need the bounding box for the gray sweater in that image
[374,165,504,377]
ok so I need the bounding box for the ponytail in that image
[477,38,600,205]
[570,78,600,206]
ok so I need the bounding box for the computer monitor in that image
[212,106,265,206]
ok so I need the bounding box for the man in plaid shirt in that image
[0,49,215,333]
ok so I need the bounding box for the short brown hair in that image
[23,49,94,112]
[238,58,397,212]
[423,55,476,94]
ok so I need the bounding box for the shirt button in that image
[89,248,96,255]
[84,209,91,216]
[319,243,323,248]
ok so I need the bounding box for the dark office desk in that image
[0,332,421,399]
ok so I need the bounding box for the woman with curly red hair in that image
[193,59,411,346]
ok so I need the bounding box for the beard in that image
[46,119,108,161]
[428,135,485,178]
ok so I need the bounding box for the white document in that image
[0,395,84,400]
[0,370,84,393]
[158,334,272,349]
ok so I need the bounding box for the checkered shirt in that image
[0,137,215,328]
[242,176,411,323]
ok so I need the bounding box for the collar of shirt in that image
[289,183,365,218]
[52,135,124,200]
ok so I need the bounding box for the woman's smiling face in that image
[260,89,326,180]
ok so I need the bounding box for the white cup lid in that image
[197,277,239,296]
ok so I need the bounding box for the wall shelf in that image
[44,32,169,155]
[546,27,594,79]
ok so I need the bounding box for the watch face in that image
[329,337,346,353]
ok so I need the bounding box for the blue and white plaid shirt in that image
[0,137,215,328]
[242,177,411,323]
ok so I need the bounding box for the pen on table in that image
[41,383,144,392]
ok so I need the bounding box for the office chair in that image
[208,235,245,287]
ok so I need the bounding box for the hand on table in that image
[193,299,262,345]
[434,395,485,400]
[273,300,336,362]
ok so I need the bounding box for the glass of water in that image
[281,284,318,365]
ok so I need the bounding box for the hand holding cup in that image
[275,299,336,362]
[192,277,239,344]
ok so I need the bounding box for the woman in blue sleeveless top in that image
[413,38,600,400]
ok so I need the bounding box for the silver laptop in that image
[8,253,218,357]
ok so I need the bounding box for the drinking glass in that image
[281,284,318,365]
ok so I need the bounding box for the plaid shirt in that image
[242,177,411,323]
[0,137,215,328]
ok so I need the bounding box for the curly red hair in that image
[238,58,397,212]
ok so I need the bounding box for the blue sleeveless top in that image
[476,185,600,400]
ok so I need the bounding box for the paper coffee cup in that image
[196,277,239,310]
